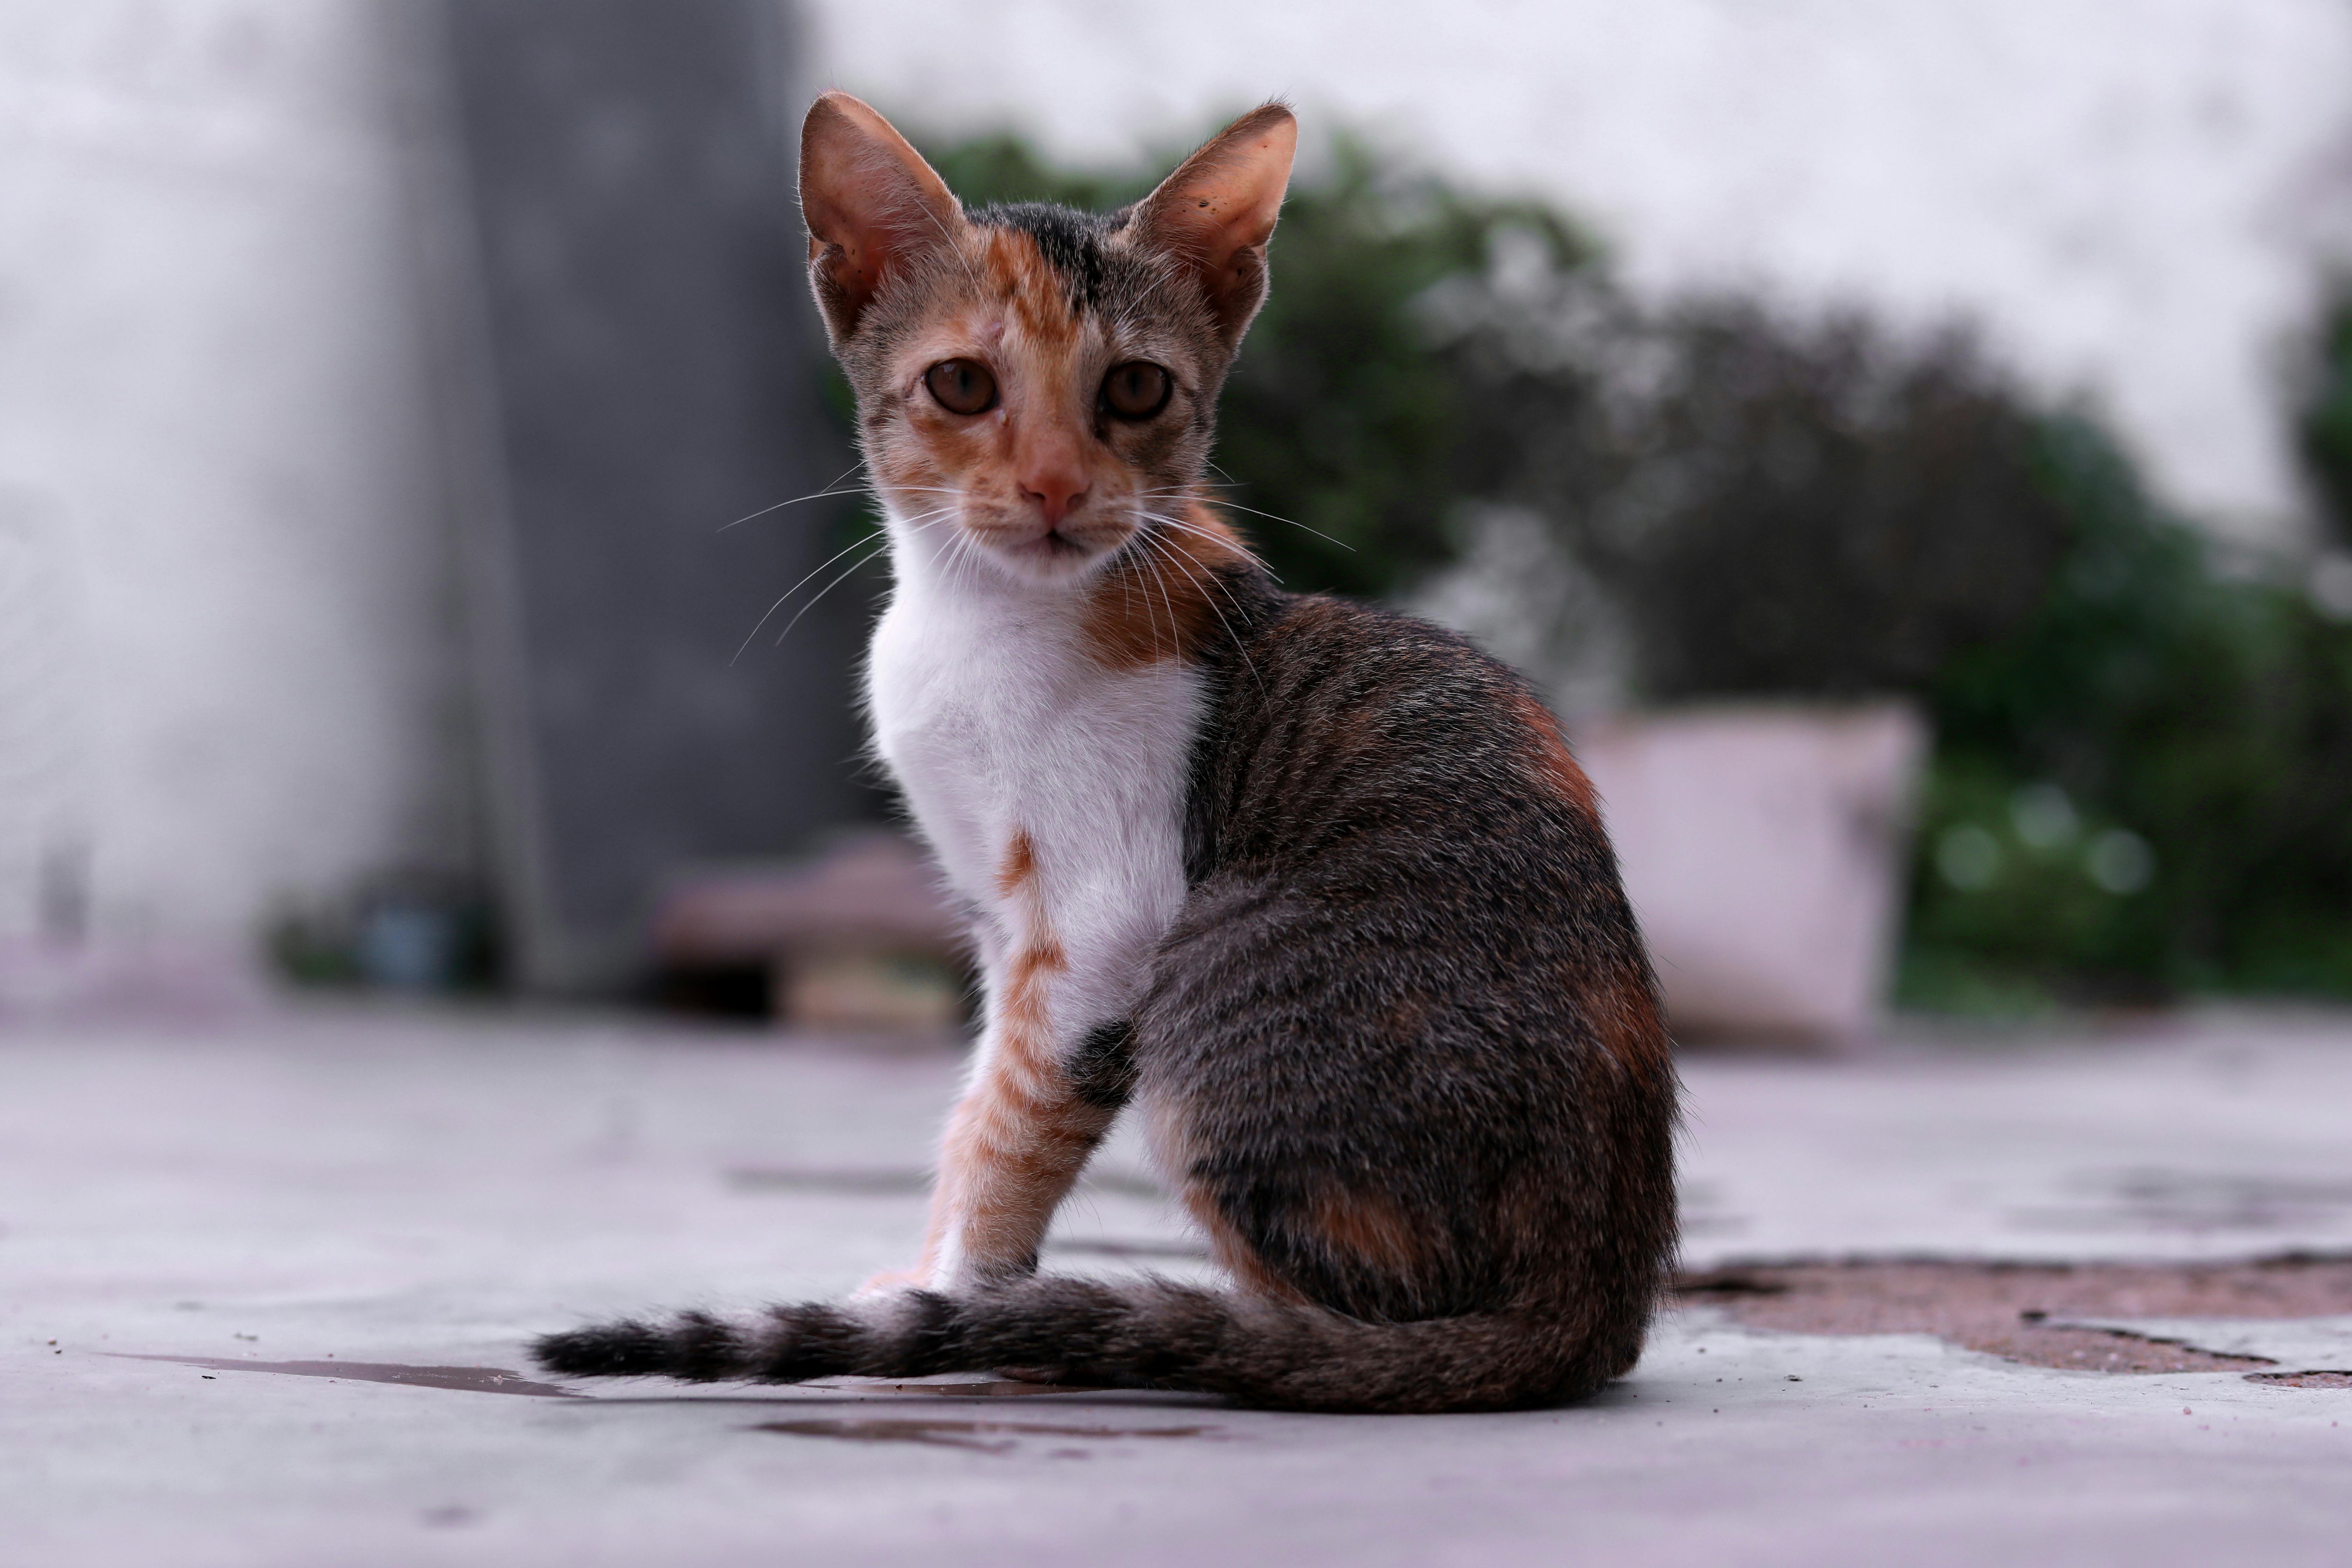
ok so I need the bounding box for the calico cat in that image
[535,94,1678,1414]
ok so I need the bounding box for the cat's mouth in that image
[961,516,1136,581]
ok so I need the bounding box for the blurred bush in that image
[902,123,2352,1009]
[1913,421,2352,1005]
[1458,297,2074,700]
[2298,284,2352,553]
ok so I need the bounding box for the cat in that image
[535,94,1678,1414]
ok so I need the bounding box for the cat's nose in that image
[1020,468,1090,528]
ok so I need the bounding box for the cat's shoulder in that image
[1248,590,1526,695]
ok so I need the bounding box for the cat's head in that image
[800,94,1295,587]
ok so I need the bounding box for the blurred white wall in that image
[808,0,2352,543]
[0,2,468,954]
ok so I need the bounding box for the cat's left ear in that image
[800,91,964,344]
[1129,104,1297,350]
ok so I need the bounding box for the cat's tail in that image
[532,1276,1632,1414]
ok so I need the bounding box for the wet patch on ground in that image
[109,1353,582,1397]
[751,1416,1216,1454]
[1678,1255,2352,1376]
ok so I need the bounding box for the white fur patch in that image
[868,513,1202,1288]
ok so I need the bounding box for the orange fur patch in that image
[1510,688,1601,821]
[1505,696,1673,1074]
[938,1068,1106,1266]
[985,228,1077,347]
[994,829,1038,899]
[1308,1185,1426,1275]
[1080,502,1258,668]
[1587,967,1674,1078]
[1001,937,1066,1042]
[1181,1183,1309,1304]
[918,838,1107,1275]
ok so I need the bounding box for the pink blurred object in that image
[653,830,962,962]
[653,830,966,1029]
[1574,704,1928,1044]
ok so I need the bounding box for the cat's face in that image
[846,212,1220,586]
[800,97,1296,589]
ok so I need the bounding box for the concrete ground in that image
[5,1003,2350,1567]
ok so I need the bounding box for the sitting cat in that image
[536,94,1678,1414]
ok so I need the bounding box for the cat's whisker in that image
[716,486,866,532]
[945,526,988,601]
[1143,536,1183,660]
[715,460,877,531]
[1116,567,1150,659]
[731,529,896,664]
[1136,527,1266,695]
[1148,526,1268,622]
[1115,529,1176,661]
[730,510,961,664]
[718,471,966,537]
[1120,534,1170,660]
[1134,508,1279,584]
[1204,498,1357,554]
[770,539,891,646]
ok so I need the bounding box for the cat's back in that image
[1192,588,1629,920]
[1171,580,1668,1083]
[1149,586,1675,1330]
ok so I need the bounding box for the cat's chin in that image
[961,524,1134,588]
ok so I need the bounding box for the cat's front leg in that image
[905,842,1148,1293]
[916,1007,1123,1291]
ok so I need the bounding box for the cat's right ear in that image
[799,92,962,343]
[1129,104,1297,352]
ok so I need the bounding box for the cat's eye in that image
[1100,361,1173,421]
[924,358,998,415]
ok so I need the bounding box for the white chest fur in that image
[866,548,1203,1036]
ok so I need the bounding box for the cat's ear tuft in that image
[1129,104,1297,350]
[799,92,962,343]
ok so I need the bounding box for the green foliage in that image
[1926,440,2352,999]
[1909,418,2352,1003]
[2297,284,2352,551]
[1471,286,2352,1006]
[923,131,1159,216]
[1488,303,2074,701]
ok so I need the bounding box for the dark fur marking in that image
[760,1304,866,1380]
[533,1320,668,1377]
[972,202,1110,313]
[670,1310,746,1382]
[1068,1018,1139,1110]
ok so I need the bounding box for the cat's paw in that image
[853,1267,928,1298]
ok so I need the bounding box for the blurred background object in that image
[433,0,873,992]
[652,829,964,1031]
[1576,705,1926,1043]
[5,0,2352,1038]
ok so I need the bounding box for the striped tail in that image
[532,1276,1629,1415]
